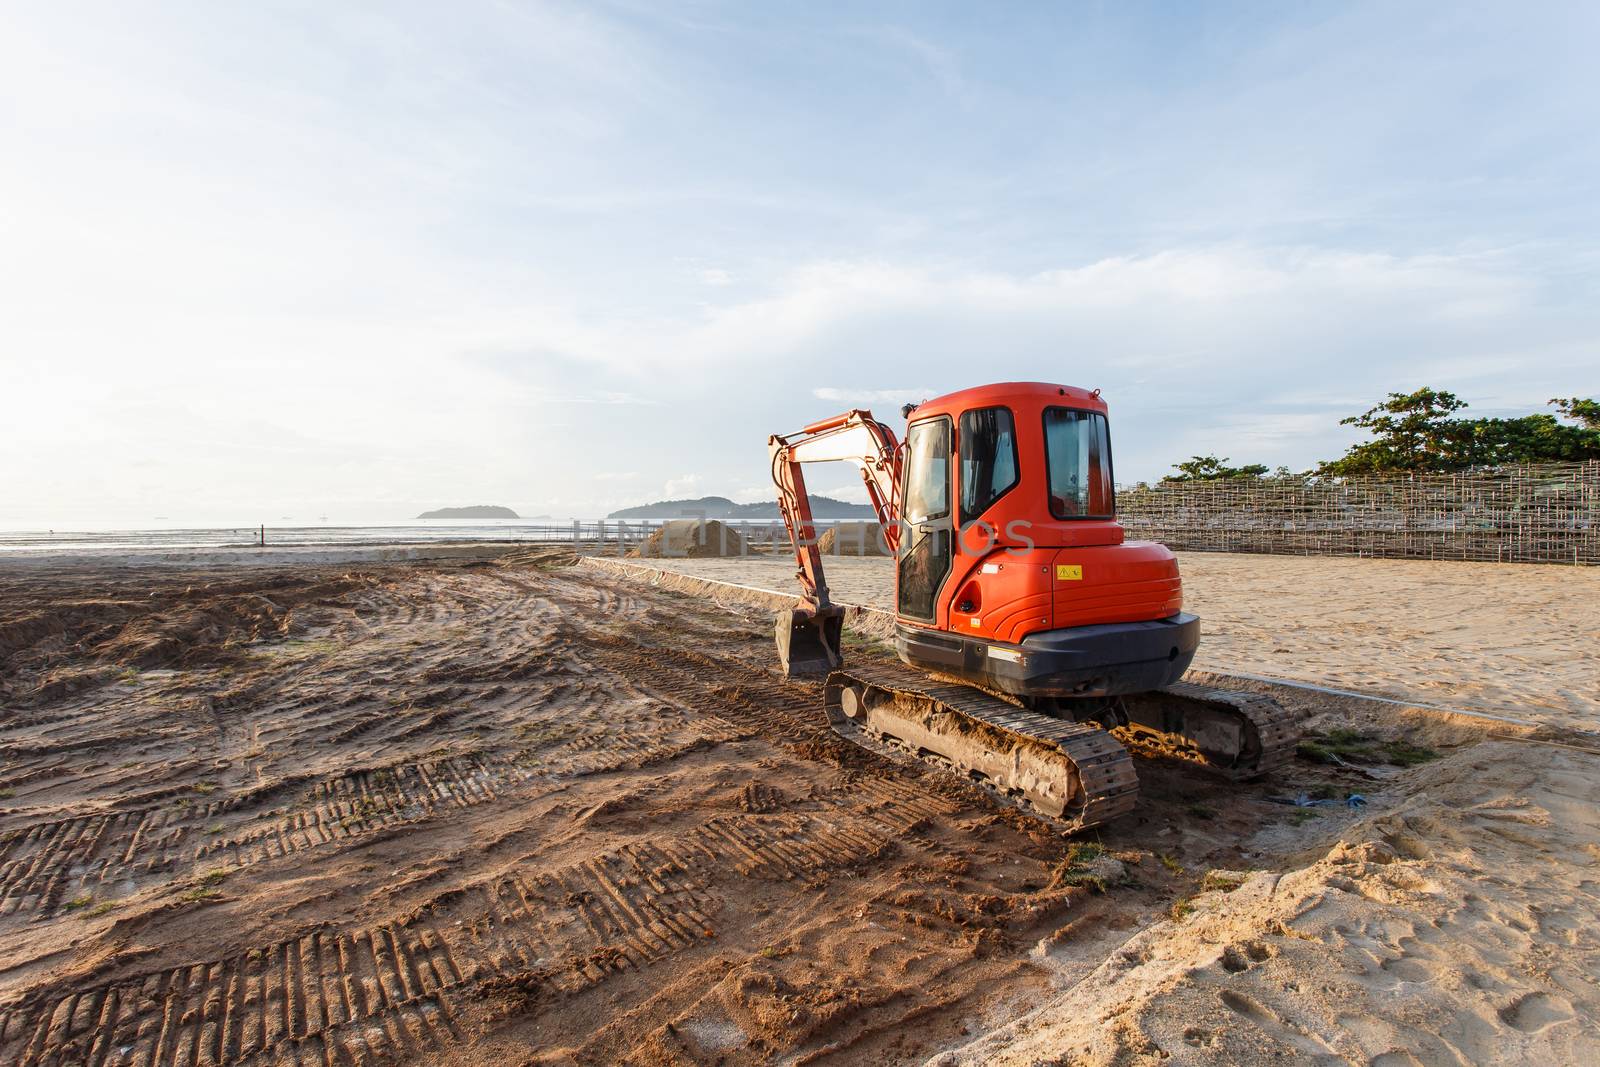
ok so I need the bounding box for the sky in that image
[3,1,1597,525]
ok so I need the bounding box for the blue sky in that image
[3,2,1597,522]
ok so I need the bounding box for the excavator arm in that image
[767,409,902,675]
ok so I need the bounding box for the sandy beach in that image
[607,550,1600,731]
[1,547,1597,1065]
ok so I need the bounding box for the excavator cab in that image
[886,384,1199,698]
[769,384,1193,690]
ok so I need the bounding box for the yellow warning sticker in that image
[1056,564,1083,581]
[969,617,981,627]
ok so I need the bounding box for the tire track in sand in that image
[0,806,902,1067]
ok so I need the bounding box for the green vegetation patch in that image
[1048,840,1117,893]
[1298,728,1439,768]
[1201,870,1250,894]
[1380,740,1444,767]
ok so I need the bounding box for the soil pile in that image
[629,518,747,558]
[0,571,378,701]
[817,521,892,556]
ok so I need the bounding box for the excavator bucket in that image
[775,607,844,677]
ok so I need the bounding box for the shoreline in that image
[0,540,541,568]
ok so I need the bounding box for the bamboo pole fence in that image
[1116,460,1599,565]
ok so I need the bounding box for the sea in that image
[0,517,793,554]
[0,519,595,554]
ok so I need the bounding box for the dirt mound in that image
[816,521,891,556]
[932,735,1600,1067]
[0,571,382,698]
[93,595,294,669]
[84,573,381,671]
[629,519,746,558]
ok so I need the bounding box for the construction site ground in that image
[596,549,1599,729]
[1,546,1597,1065]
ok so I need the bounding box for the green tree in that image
[1164,455,1270,482]
[1318,389,1600,475]
[1316,388,1470,475]
[1457,410,1599,465]
[1550,397,1600,430]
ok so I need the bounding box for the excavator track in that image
[824,662,1139,834]
[1118,681,1299,781]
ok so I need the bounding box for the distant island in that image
[606,494,872,521]
[417,505,520,519]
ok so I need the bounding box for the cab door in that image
[896,417,953,622]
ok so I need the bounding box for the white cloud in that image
[812,387,938,406]
[6,242,1588,521]
[525,247,1548,377]
[3,3,1595,523]
[661,474,702,498]
[815,484,872,505]
[537,391,659,405]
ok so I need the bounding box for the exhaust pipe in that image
[775,606,844,677]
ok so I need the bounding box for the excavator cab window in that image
[959,406,1018,525]
[1043,407,1114,519]
[897,418,952,621]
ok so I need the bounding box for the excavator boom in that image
[767,409,901,675]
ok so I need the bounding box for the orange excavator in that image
[768,382,1298,832]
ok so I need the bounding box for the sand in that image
[627,518,747,559]
[0,541,530,570]
[816,522,894,557]
[1175,553,1600,729]
[2,547,1597,1065]
[2,551,1230,1064]
[597,551,1600,732]
[933,734,1600,1065]
[589,552,1600,1065]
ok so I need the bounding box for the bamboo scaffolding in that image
[1117,460,1599,565]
